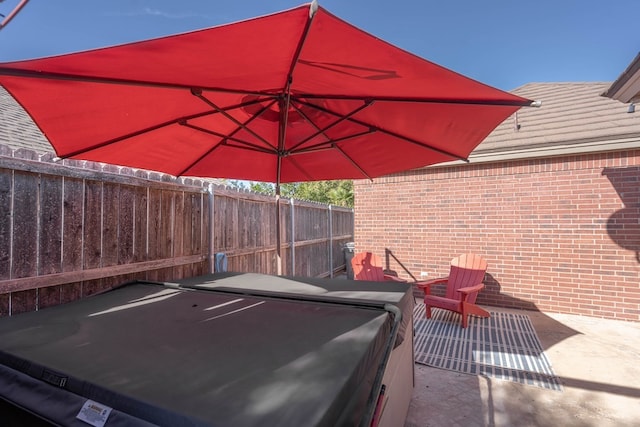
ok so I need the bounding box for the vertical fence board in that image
[118,185,135,265]
[190,193,202,255]
[160,190,174,259]
[238,199,254,249]
[202,192,211,272]
[102,182,119,267]
[83,180,102,270]
[173,191,185,278]
[63,177,84,272]
[270,201,279,248]
[133,187,148,263]
[212,195,225,250]
[228,196,239,251]
[12,171,38,279]
[281,202,291,244]
[178,191,188,265]
[147,188,162,261]
[231,196,239,252]
[40,174,63,275]
[175,191,185,257]
[0,169,11,280]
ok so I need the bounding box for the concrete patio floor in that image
[404,306,640,427]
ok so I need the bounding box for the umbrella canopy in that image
[0,2,536,276]
[0,2,534,185]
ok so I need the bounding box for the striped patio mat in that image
[413,304,562,391]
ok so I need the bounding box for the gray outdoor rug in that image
[414,304,562,391]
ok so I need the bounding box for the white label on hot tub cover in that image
[76,400,112,427]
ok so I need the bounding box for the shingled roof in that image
[470,82,640,163]
[1,82,639,165]
[0,87,53,154]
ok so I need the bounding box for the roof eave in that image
[601,52,640,103]
[424,134,640,168]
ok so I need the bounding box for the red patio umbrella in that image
[0,2,536,274]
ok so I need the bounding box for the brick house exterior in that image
[354,80,640,322]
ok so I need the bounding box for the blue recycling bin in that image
[215,252,228,273]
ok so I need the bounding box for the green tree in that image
[285,181,353,208]
[225,180,353,208]
[248,181,276,194]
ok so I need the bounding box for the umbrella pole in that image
[274,0,312,275]
[0,0,30,30]
[275,183,282,275]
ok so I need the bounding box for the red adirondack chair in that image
[351,252,406,282]
[417,254,490,328]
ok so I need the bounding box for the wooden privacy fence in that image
[0,155,210,317]
[0,149,354,317]
[212,186,354,277]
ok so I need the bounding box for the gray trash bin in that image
[343,242,355,279]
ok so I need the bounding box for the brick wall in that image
[354,150,640,322]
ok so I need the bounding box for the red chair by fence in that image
[417,253,490,328]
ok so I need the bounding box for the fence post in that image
[208,183,215,274]
[290,198,295,276]
[328,204,333,278]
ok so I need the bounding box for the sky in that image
[0,0,638,92]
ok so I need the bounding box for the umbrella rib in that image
[284,0,317,88]
[287,98,374,152]
[374,126,467,161]
[290,101,327,135]
[284,155,317,183]
[176,141,278,177]
[56,111,215,159]
[181,122,276,155]
[175,107,279,177]
[286,137,375,182]
[285,102,335,152]
[55,97,272,159]
[174,137,275,177]
[295,99,468,162]
[335,145,373,181]
[291,129,376,154]
[0,66,280,98]
[191,89,277,150]
[296,93,536,107]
